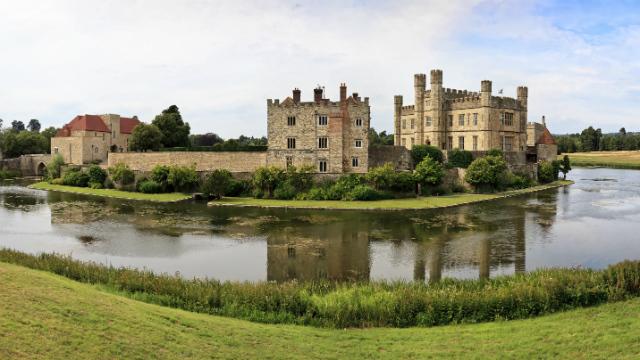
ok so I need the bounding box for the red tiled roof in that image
[55,114,141,137]
[120,117,141,134]
[537,127,556,145]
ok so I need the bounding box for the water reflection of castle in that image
[266,195,558,282]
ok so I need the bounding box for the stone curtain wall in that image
[368,145,412,170]
[108,152,267,173]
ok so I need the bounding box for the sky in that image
[1,0,639,137]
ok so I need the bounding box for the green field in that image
[29,182,192,202]
[209,181,572,210]
[1,261,639,359]
[562,151,640,169]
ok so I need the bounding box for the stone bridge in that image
[0,154,52,176]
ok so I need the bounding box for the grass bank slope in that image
[209,181,572,210]
[1,262,640,359]
[29,182,192,202]
[563,151,640,169]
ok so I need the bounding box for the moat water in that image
[1,168,639,282]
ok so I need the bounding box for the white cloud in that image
[0,0,638,136]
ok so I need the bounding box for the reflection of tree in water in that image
[0,190,46,211]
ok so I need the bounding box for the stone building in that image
[394,69,528,154]
[527,116,558,162]
[51,114,140,164]
[266,84,370,174]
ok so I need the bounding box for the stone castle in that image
[267,84,370,173]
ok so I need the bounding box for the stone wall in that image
[0,154,51,176]
[537,144,558,163]
[108,151,267,173]
[368,145,412,170]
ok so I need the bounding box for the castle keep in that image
[267,84,370,174]
[394,69,528,154]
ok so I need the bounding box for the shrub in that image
[87,165,107,185]
[538,161,555,184]
[365,164,415,193]
[285,165,314,192]
[344,185,388,201]
[464,155,508,192]
[560,155,572,180]
[137,180,163,194]
[50,178,64,185]
[298,187,329,200]
[502,172,534,190]
[227,179,252,197]
[46,154,65,180]
[273,181,297,200]
[168,165,199,193]
[109,163,135,185]
[413,156,445,188]
[252,166,286,198]
[2,248,639,329]
[61,168,90,187]
[151,165,171,192]
[447,149,473,168]
[551,160,562,181]
[486,148,504,157]
[88,181,103,189]
[201,169,233,198]
[411,145,444,165]
[0,169,21,180]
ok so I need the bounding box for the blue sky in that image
[0,0,639,137]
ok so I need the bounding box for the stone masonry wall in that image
[368,145,412,170]
[108,152,267,173]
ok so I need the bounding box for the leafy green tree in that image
[486,148,504,157]
[11,120,25,132]
[447,149,473,168]
[0,130,48,157]
[190,133,223,147]
[129,123,163,152]
[46,154,65,180]
[413,156,444,188]
[109,163,135,186]
[201,169,233,199]
[368,127,394,146]
[410,145,444,165]
[167,165,199,193]
[151,165,171,192]
[151,105,190,148]
[579,126,602,152]
[41,127,58,153]
[538,161,555,184]
[560,155,571,180]
[87,165,107,187]
[27,119,41,132]
[464,155,508,191]
[252,166,285,198]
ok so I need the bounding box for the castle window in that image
[502,136,513,151]
[355,118,363,127]
[447,115,453,127]
[473,113,478,126]
[286,156,293,168]
[287,116,296,126]
[402,119,406,129]
[318,160,328,173]
[354,139,363,148]
[504,112,514,126]
[53,147,58,154]
[402,138,406,146]
[458,136,465,150]
[352,157,359,167]
[500,112,505,126]
[287,246,296,258]
[318,115,328,126]
[287,137,296,149]
[425,116,432,127]
[410,138,415,147]
[318,137,328,149]
[458,114,465,126]
[410,119,415,129]
[447,136,453,150]
[473,136,478,150]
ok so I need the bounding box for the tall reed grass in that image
[1,248,638,328]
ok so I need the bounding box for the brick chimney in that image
[292,88,301,103]
[340,83,347,102]
[352,92,360,101]
[313,86,323,103]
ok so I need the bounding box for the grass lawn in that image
[1,262,639,359]
[28,182,192,202]
[562,151,640,169]
[210,181,572,210]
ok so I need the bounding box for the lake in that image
[1,167,639,282]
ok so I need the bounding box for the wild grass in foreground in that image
[2,261,640,359]
[1,248,639,329]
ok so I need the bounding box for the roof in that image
[55,115,140,137]
[537,127,556,145]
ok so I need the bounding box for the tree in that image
[413,156,444,188]
[560,155,571,180]
[579,126,602,152]
[538,161,555,184]
[464,155,508,191]
[252,166,285,198]
[190,133,223,147]
[447,149,473,168]
[200,169,233,199]
[151,105,190,148]
[27,119,41,132]
[41,126,58,153]
[129,123,163,152]
[0,130,48,157]
[410,145,444,165]
[46,154,65,180]
[11,120,25,132]
[0,119,3,130]
[368,127,394,146]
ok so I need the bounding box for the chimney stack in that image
[292,88,301,103]
[313,86,323,102]
[340,83,347,102]
[352,92,360,101]
[542,115,546,127]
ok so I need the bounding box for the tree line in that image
[0,119,57,158]
[555,126,640,153]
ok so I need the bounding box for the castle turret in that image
[517,86,528,138]
[430,69,445,149]
[414,74,426,145]
[480,80,492,107]
[394,95,403,146]
[517,86,528,107]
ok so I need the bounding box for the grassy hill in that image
[1,262,640,359]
